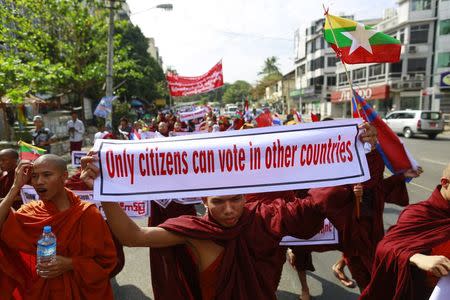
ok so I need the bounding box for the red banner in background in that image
[166,61,224,96]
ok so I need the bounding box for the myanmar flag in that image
[324,14,401,64]
[18,141,46,161]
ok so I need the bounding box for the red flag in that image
[255,110,273,128]
[352,89,416,173]
[310,112,319,122]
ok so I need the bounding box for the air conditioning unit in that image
[402,75,410,81]
[408,45,416,53]
[413,82,423,88]
[414,73,425,80]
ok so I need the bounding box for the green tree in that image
[222,80,252,104]
[258,56,282,77]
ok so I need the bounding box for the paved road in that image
[112,133,450,300]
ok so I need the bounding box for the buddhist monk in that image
[0,154,117,299]
[0,149,22,210]
[360,162,450,300]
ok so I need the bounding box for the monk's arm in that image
[409,253,450,277]
[383,174,409,206]
[101,202,187,247]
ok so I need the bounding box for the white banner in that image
[179,108,207,122]
[20,185,150,218]
[93,119,370,202]
[72,151,87,168]
[279,218,338,246]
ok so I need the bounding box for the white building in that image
[147,37,163,67]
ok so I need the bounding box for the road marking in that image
[420,158,447,166]
[384,172,434,192]
[408,181,434,192]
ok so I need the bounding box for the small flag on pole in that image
[18,141,46,161]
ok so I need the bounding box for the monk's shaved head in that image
[34,154,67,173]
[443,163,450,179]
[0,149,19,160]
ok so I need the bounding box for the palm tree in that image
[258,56,282,76]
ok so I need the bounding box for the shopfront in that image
[331,84,391,118]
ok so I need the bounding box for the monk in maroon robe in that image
[0,149,22,210]
[0,155,117,299]
[148,201,198,300]
[360,163,450,300]
[81,159,364,300]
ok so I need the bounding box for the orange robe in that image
[0,188,117,300]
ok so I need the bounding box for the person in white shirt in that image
[67,111,85,153]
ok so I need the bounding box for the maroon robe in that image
[0,170,22,210]
[360,186,450,300]
[159,187,358,300]
[148,201,198,300]
[344,150,409,288]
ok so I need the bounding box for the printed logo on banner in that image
[72,151,87,168]
[93,119,370,202]
[20,185,150,218]
[279,219,338,246]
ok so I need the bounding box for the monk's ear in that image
[62,171,69,182]
[441,177,449,187]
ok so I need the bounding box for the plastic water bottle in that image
[37,225,57,266]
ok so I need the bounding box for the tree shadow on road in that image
[111,277,152,300]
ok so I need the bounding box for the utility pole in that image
[105,0,115,128]
[106,0,115,97]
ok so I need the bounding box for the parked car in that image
[224,104,238,115]
[383,110,445,139]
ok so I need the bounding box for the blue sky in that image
[127,0,396,85]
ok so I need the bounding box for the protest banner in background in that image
[166,61,224,97]
[93,119,369,202]
[179,107,208,122]
[279,219,338,246]
[72,151,87,168]
[20,185,150,218]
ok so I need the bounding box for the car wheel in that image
[403,127,413,138]
[428,133,437,139]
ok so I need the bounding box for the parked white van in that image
[384,110,445,139]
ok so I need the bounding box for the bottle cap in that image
[43,226,52,234]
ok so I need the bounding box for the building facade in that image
[147,37,163,67]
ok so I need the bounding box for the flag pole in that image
[322,5,361,119]
[323,5,361,218]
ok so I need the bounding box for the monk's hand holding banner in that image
[93,119,370,202]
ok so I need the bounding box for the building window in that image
[315,37,321,50]
[411,0,431,11]
[407,58,427,73]
[296,64,306,75]
[309,57,324,71]
[390,60,403,76]
[399,28,405,43]
[437,52,450,68]
[327,56,339,67]
[369,64,385,77]
[410,24,429,44]
[440,19,450,35]
[326,76,336,86]
[352,68,366,81]
[338,73,348,85]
